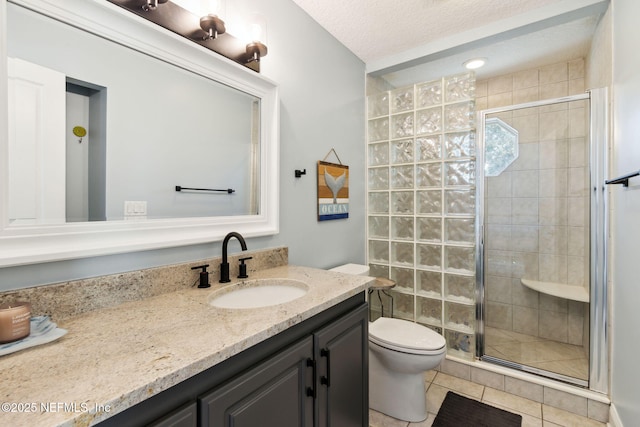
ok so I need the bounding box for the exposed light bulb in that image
[249,22,264,43]
[243,14,267,63]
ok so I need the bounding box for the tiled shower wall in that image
[477,59,590,347]
[475,58,586,110]
[366,73,477,360]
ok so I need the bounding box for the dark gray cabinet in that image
[200,303,368,427]
[97,293,367,427]
[315,304,368,427]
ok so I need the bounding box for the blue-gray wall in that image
[0,0,366,290]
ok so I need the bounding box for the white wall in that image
[610,0,640,424]
[0,0,366,289]
[586,7,612,90]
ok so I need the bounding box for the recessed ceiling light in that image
[463,58,487,70]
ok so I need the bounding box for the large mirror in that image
[0,0,279,266]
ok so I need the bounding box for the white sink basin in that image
[208,278,309,309]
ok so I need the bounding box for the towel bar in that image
[175,186,235,194]
[605,169,640,187]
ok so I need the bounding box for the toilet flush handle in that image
[320,348,331,387]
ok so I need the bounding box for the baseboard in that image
[608,403,623,427]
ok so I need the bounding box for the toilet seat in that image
[369,317,446,355]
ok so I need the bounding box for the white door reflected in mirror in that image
[8,58,66,225]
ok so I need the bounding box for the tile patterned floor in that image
[484,326,589,381]
[369,371,607,427]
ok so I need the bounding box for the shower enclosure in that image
[476,90,608,391]
[366,74,608,393]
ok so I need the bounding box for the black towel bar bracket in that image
[175,186,235,194]
[605,170,640,187]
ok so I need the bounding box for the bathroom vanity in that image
[113,296,368,427]
[0,265,373,427]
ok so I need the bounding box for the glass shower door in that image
[477,95,591,386]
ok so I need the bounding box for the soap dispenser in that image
[191,264,210,288]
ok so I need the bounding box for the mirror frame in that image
[0,0,280,267]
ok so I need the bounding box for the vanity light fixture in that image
[463,57,487,70]
[243,15,268,63]
[200,14,225,40]
[142,0,169,12]
[108,0,267,72]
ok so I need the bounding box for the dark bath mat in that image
[433,391,522,427]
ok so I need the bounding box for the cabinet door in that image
[199,336,314,427]
[315,303,368,427]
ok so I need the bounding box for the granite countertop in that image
[0,265,374,427]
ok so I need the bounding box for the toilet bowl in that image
[329,264,447,423]
[369,317,446,422]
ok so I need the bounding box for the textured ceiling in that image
[383,14,599,86]
[290,0,563,63]
[291,0,607,86]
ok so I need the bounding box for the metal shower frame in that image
[475,89,609,394]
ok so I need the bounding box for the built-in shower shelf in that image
[520,279,589,303]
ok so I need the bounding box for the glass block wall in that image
[366,73,477,360]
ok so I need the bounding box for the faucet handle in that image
[191,264,210,288]
[238,257,253,279]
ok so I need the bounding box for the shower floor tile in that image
[484,326,588,381]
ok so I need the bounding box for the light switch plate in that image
[124,201,147,218]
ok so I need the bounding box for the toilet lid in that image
[369,317,446,353]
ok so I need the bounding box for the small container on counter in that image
[0,302,31,343]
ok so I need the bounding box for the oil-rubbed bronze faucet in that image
[219,232,247,283]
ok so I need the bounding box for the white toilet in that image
[329,264,447,422]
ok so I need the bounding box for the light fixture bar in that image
[108,0,265,72]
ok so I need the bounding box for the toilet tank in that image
[329,263,370,276]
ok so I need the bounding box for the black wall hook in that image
[295,169,307,178]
